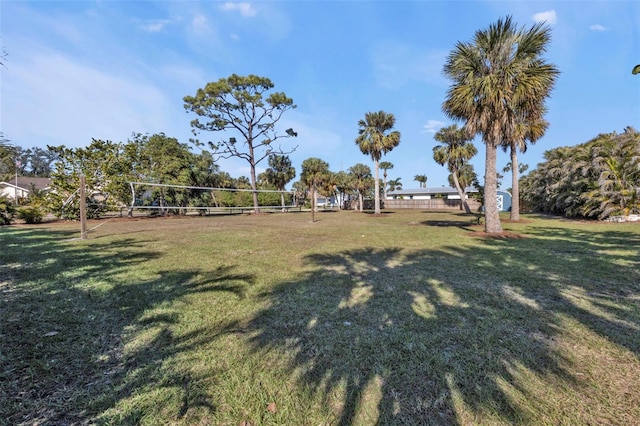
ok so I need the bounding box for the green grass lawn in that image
[1,210,639,425]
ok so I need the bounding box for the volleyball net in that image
[127,182,298,215]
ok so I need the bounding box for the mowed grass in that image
[1,210,639,425]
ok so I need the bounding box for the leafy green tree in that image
[263,154,296,209]
[128,133,197,213]
[47,133,198,218]
[0,135,17,182]
[47,139,125,218]
[413,174,428,188]
[379,161,393,199]
[433,124,478,213]
[0,194,15,225]
[184,74,298,213]
[300,157,330,222]
[443,16,558,232]
[235,176,252,190]
[348,163,373,212]
[355,111,401,215]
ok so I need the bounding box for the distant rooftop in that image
[388,186,477,195]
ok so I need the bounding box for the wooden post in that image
[80,174,87,240]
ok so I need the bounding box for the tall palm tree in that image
[264,154,296,209]
[442,16,559,233]
[355,111,401,214]
[379,161,394,200]
[413,174,428,188]
[301,157,330,222]
[433,124,478,213]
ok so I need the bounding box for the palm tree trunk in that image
[484,142,503,233]
[311,186,316,222]
[383,171,388,200]
[452,173,472,214]
[374,159,381,214]
[359,192,364,212]
[509,145,520,221]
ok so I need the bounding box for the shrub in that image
[17,206,44,224]
[0,195,15,225]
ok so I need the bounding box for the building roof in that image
[388,186,477,196]
[1,177,52,191]
[388,186,512,196]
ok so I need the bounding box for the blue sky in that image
[2,1,639,189]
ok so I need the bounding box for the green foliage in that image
[348,163,373,212]
[355,110,401,214]
[16,205,43,224]
[433,124,478,213]
[46,134,210,219]
[521,127,640,219]
[413,174,428,188]
[184,74,298,211]
[387,177,402,192]
[0,194,15,225]
[301,157,330,219]
[442,15,558,231]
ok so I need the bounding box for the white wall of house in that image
[0,183,29,201]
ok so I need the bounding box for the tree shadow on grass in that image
[0,228,254,424]
[247,226,640,424]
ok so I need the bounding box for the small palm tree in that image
[503,114,548,221]
[387,177,403,192]
[433,124,478,213]
[413,174,428,188]
[301,157,330,222]
[379,161,394,199]
[355,111,401,214]
[264,154,296,210]
[348,163,373,212]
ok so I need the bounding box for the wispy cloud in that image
[141,19,171,33]
[3,51,177,148]
[422,120,446,134]
[219,2,257,18]
[589,24,608,32]
[533,10,557,25]
[192,14,209,34]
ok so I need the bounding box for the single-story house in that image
[0,177,52,202]
[386,186,512,212]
